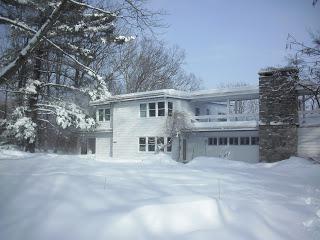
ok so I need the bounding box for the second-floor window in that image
[158,102,165,116]
[149,103,156,117]
[195,107,200,116]
[139,101,173,117]
[98,108,110,121]
[168,102,173,116]
[140,104,147,117]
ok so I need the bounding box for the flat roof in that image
[90,86,260,105]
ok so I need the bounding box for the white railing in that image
[299,109,320,126]
[191,113,259,129]
[192,113,259,123]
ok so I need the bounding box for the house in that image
[79,67,320,162]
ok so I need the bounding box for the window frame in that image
[139,137,146,152]
[98,109,104,121]
[158,102,165,117]
[168,102,173,117]
[240,137,250,145]
[140,103,147,118]
[251,136,259,145]
[219,137,228,146]
[97,108,110,122]
[208,137,217,146]
[229,137,239,145]
[157,137,165,151]
[148,103,156,117]
[148,137,156,151]
[104,108,110,121]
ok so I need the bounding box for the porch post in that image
[227,99,230,121]
[302,94,305,123]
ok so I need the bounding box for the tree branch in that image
[0,0,68,84]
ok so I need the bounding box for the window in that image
[98,109,104,121]
[240,137,250,145]
[229,137,239,145]
[98,109,110,121]
[208,137,217,145]
[140,104,147,117]
[149,103,156,117]
[195,107,200,116]
[157,137,164,151]
[148,137,155,151]
[158,102,165,116]
[139,137,146,151]
[251,137,259,145]
[104,108,110,121]
[167,137,172,152]
[206,109,210,115]
[168,102,173,116]
[219,137,228,145]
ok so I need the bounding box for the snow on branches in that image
[55,103,95,130]
[4,107,37,144]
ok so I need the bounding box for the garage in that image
[184,130,259,163]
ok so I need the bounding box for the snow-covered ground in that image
[0,150,319,240]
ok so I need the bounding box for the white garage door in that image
[187,131,259,163]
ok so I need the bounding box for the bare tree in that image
[0,0,162,152]
[110,38,202,94]
[166,111,191,161]
[287,32,320,108]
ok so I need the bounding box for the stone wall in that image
[259,67,299,162]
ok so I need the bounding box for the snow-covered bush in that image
[4,107,37,144]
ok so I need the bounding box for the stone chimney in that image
[258,67,299,162]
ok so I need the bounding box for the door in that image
[88,138,96,154]
[80,138,87,155]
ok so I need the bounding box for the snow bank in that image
[0,150,319,240]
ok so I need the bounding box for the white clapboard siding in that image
[298,126,320,158]
[112,98,189,159]
[95,133,112,160]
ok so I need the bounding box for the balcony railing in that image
[299,109,320,126]
[193,113,259,122]
[191,113,259,129]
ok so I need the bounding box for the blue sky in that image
[147,0,320,88]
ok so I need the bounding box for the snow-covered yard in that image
[0,150,319,240]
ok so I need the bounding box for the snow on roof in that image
[90,86,260,105]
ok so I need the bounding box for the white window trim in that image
[138,136,173,153]
[97,108,111,122]
[139,100,172,118]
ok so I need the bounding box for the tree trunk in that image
[26,48,42,153]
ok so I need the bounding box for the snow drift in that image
[0,151,319,240]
